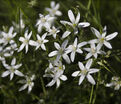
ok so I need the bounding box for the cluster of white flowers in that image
[106,76,121,90]
[0,1,118,93]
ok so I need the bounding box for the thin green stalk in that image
[85,0,92,19]
[40,77,46,98]
[89,85,94,104]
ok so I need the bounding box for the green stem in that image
[85,0,92,19]
[89,85,94,104]
[40,77,46,98]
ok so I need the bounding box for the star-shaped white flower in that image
[48,40,70,64]
[84,43,103,60]
[1,58,24,80]
[18,30,32,53]
[29,33,49,50]
[36,14,55,33]
[19,75,35,93]
[106,76,121,90]
[44,61,67,88]
[90,27,118,49]
[72,59,100,85]
[48,26,60,39]
[1,26,17,45]
[66,38,87,62]
[46,1,62,17]
[60,10,90,35]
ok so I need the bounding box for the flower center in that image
[91,48,96,54]
[73,23,77,28]
[41,17,46,23]
[10,67,15,73]
[100,38,105,43]
[81,69,88,75]
[37,39,43,44]
[72,45,77,51]
[24,39,29,44]
[59,48,64,55]
[51,28,56,34]
[52,9,56,14]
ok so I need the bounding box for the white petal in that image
[91,27,101,38]
[87,74,96,85]
[56,79,60,88]
[68,10,75,23]
[62,31,71,39]
[74,38,77,47]
[29,40,37,46]
[76,48,83,54]
[19,84,28,91]
[8,26,14,34]
[25,45,29,53]
[10,73,14,80]
[85,53,92,60]
[54,3,60,10]
[61,40,68,49]
[42,33,47,39]
[60,75,67,81]
[84,48,90,52]
[1,71,10,77]
[79,75,85,85]
[78,22,90,28]
[75,12,80,24]
[28,31,32,39]
[88,39,98,44]
[106,32,118,41]
[54,42,60,50]
[48,51,58,57]
[11,58,16,66]
[72,71,80,77]
[105,83,114,87]
[51,1,55,8]
[78,42,87,47]
[71,52,75,62]
[56,11,62,16]
[14,64,22,69]
[62,54,70,64]
[15,70,24,76]
[41,44,46,50]
[86,59,92,69]
[19,37,25,42]
[60,21,72,26]
[46,79,55,87]
[78,62,84,70]
[89,68,100,74]
[104,41,112,49]
[18,44,25,52]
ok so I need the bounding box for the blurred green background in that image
[0,0,121,104]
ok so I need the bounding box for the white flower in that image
[18,30,32,53]
[1,58,24,80]
[1,26,17,45]
[29,33,49,50]
[106,76,121,90]
[46,1,62,17]
[66,38,87,62]
[90,27,118,49]
[48,40,70,64]
[72,59,99,85]
[44,61,67,88]
[12,19,25,31]
[60,10,90,34]
[48,26,60,39]
[19,75,35,93]
[36,14,55,33]
[84,43,103,60]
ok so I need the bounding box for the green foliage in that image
[0,0,121,104]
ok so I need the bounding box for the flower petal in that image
[62,31,71,39]
[1,71,10,77]
[78,22,90,28]
[104,41,112,49]
[68,10,75,23]
[71,52,75,62]
[86,59,92,69]
[54,42,60,50]
[60,75,67,81]
[78,62,84,70]
[87,74,96,85]
[91,27,101,38]
[89,68,100,74]
[106,32,118,41]
[48,51,58,57]
[15,70,24,77]
[72,71,80,77]
[79,75,85,85]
